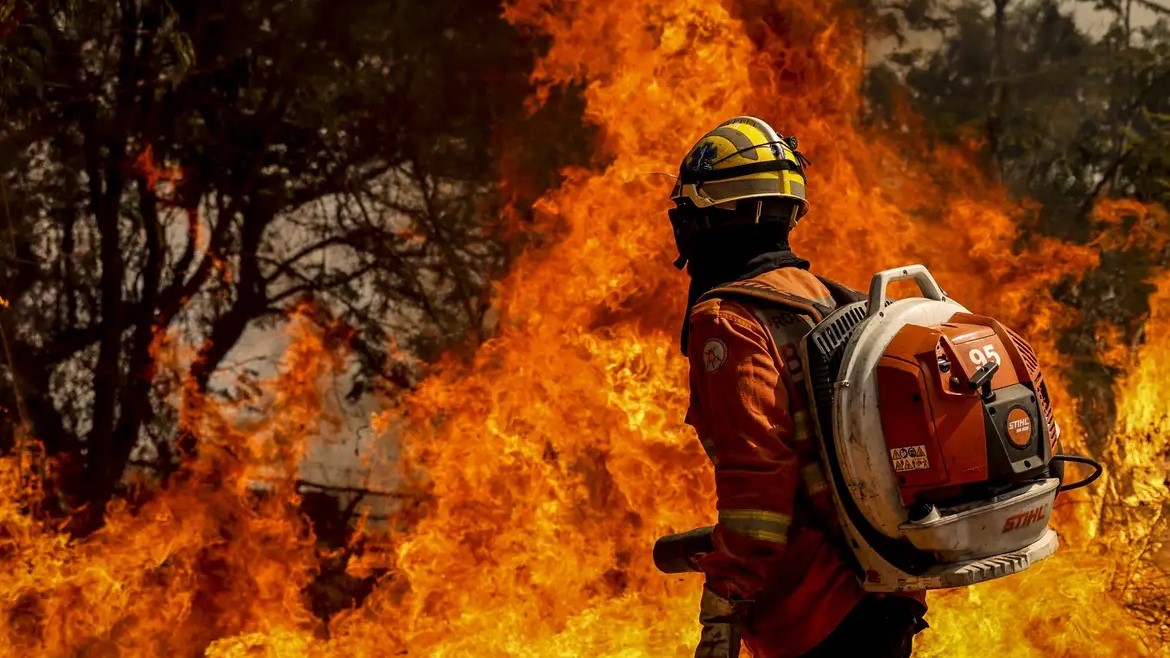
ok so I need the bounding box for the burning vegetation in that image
[1,0,1168,657]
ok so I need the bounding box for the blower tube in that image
[653,526,714,574]
[1051,454,1104,493]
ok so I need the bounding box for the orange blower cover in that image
[875,314,1043,506]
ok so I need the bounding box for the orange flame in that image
[320,1,1164,655]
[0,308,343,655]
[1,1,1168,657]
[129,144,187,205]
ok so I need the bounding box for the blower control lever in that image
[968,360,1000,401]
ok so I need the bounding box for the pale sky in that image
[1075,2,1161,36]
[867,1,1163,62]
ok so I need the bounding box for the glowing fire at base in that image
[1,1,1168,656]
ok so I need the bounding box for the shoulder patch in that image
[690,298,723,316]
[702,338,728,372]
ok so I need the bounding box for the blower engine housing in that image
[800,265,1064,592]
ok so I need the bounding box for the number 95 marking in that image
[969,344,1001,367]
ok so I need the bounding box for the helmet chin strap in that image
[673,203,687,268]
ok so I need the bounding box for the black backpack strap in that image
[698,280,832,323]
[815,275,866,306]
[686,277,864,354]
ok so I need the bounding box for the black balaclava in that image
[680,218,809,354]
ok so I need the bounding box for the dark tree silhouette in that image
[0,0,593,530]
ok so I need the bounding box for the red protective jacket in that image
[685,267,866,658]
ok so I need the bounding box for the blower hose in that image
[1051,454,1104,493]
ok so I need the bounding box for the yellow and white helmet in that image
[671,116,809,217]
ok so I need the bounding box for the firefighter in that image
[669,116,929,658]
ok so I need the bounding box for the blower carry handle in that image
[867,264,948,318]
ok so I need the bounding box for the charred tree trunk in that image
[0,181,38,453]
[74,0,161,532]
[190,216,273,387]
[987,0,1010,180]
[105,2,166,516]
[1110,0,1135,193]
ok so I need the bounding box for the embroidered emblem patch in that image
[703,338,728,372]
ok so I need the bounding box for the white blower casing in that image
[799,265,1062,592]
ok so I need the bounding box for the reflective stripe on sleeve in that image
[718,509,792,544]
